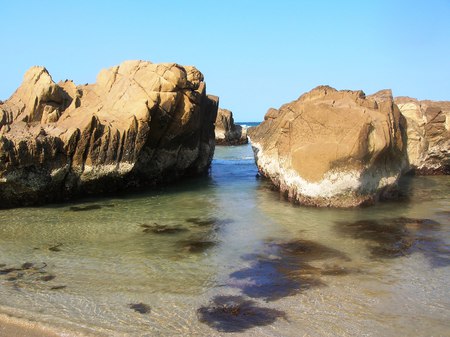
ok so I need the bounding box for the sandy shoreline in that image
[0,313,80,337]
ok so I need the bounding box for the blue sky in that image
[1,0,449,121]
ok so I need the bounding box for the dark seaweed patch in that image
[230,239,350,301]
[186,217,233,228]
[273,239,350,262]
[40,275,55,282]
[335,217,442,259]
[0,267,18,275]
[180,240,216,253]
[128,302,151,314]
[0,264,5,268]
[21,262,34,269]
[197,295,286,332]
[140,223,188,235]
[49,244,63,252]
[50,285,67,290]
[69,205,102,212]
[0,262,58,289]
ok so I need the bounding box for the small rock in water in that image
[128,302,151,314]
[0,264,6,268]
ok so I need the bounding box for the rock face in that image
[248,86,406,207]
[0,60,218,208]
[214,108,248,145]
[395,97,449,174]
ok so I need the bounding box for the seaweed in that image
[197,295,286,332]
[128,302,151,314]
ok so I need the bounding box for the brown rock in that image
[395,97,449,174]
[214,108,248,145]
[248,86,407,207]
[0,60,218,208]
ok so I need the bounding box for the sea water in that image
[0,138,449,336]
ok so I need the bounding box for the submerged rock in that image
[0,60,218,208]
[248,86,407,207]
[395,97,449,174]
[215,108,248,145]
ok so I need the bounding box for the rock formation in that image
[0,60,218,208]
[215,108,247,145]
[395,97,449,174]
[248,86,407,207]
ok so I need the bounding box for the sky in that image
[1,0,449,122]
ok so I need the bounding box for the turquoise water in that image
[0,144,449,336]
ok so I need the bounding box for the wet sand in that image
[0,314,71,337]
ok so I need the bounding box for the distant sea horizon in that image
[236,121,260,127]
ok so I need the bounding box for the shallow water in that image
[0,144,449,336]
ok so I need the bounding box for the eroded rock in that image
[215,108,247,145]
[395,97,449,174]
[248,86,407,207]
[0,61,218,208]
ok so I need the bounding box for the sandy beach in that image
[0,314,73,337]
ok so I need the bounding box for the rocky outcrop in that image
[395,97,449,174]
[248,86,406,207]
[214,108,247,145]
[0,60,218,208]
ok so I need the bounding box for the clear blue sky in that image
[1,0,449,121]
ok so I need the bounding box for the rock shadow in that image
[197,295,286,332]
[230,239,352,301]
[335,217,449,267]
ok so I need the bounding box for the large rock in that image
[0,60,218,208]
[214,108,247,145]
[248,86,406,207]
[395,97,449,174]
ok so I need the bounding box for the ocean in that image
[0,139,449,336]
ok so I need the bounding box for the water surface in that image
[0,144,449,336]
